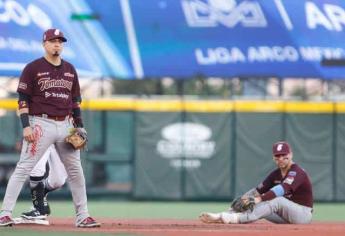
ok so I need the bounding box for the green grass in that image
[4,200,345,221]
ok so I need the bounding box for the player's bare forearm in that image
[19,107,29,114]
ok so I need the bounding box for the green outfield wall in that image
[0,99,344,201]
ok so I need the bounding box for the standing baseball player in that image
[21,145,67,221]
[200,141,313,224]
[0,28,100,227]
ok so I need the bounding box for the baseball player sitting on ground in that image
[20,145,67,221]
[200,141,313,224]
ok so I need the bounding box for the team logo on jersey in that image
[18,82,27,90]
[64,72,75,78]
[45,91,69,99]
[37,72,49,77]
[19,100,28,109]
[283,176,294,185]
[38,78,73,91]
[29,125,43,156]
[288,171,297,176]
[45,92,51,98]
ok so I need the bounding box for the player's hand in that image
[23,126,35,142]
[242,196,261,204]
[254,196,262,204]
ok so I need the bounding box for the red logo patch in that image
[30,125,43,156]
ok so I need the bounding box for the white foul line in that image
[120,0,144,79]
[274,0,293,30]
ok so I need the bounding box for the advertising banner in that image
[2,0,345,79]
[129,0,345,79]
[0,0,133,77]
[134,112,233,199]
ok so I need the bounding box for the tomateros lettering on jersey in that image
[17,57,80,116]
[38,78,73,91]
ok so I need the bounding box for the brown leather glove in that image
[231,196,256,212]
[65,128,88,150]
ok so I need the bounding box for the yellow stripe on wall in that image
[285,102,334,113]
[83,98,135,110]
[135,100,183,112]
[0,98,343,113]
[235,101,285,112]
[184,101,234,112]
[0,99,17,110]
[335,103,345,113]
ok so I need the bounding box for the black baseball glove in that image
[231,196,256,212]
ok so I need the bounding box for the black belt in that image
[35,114,69,121]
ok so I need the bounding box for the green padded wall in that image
[184,112,233,199]
[286,113,333,201]
[134,112,182,199]
[336,114,345,201]
[234,113,283,197]
[105,112,134,160]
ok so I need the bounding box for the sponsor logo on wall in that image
[157,122,215,169]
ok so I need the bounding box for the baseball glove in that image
[231,196,256,212]
[65,128,88,150]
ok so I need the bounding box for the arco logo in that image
[0,0,52,30]
[182,0,267,28]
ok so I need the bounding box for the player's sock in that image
[29,176,47,215]
[43,178,54,194]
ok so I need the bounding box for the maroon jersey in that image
[17,57,81,116]
[256,164,313,208]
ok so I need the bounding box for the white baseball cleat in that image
[13,217,49,225]
[220,212,240,224]
[199,212,223,223]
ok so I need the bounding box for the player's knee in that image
[49,179,66,189]
[267,197,285,210]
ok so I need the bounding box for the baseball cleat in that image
[77,217,101,228]
[199,212,223,223]
[43,196,51,215]
[220,212,240,224]
[21,209,48,220]
[13,217,49,225]
[0,215,14,227]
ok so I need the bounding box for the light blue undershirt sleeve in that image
[271,184,285,196]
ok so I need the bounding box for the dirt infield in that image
[15,218,345,236]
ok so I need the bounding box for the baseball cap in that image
[272,141,291,156]
[43,28,67,42]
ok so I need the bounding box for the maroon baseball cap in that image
[43,28,67,42]
[272,141,291,156]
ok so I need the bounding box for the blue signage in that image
[0,0,133,78]
[2,0,345,79]
[128,0,345,79]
